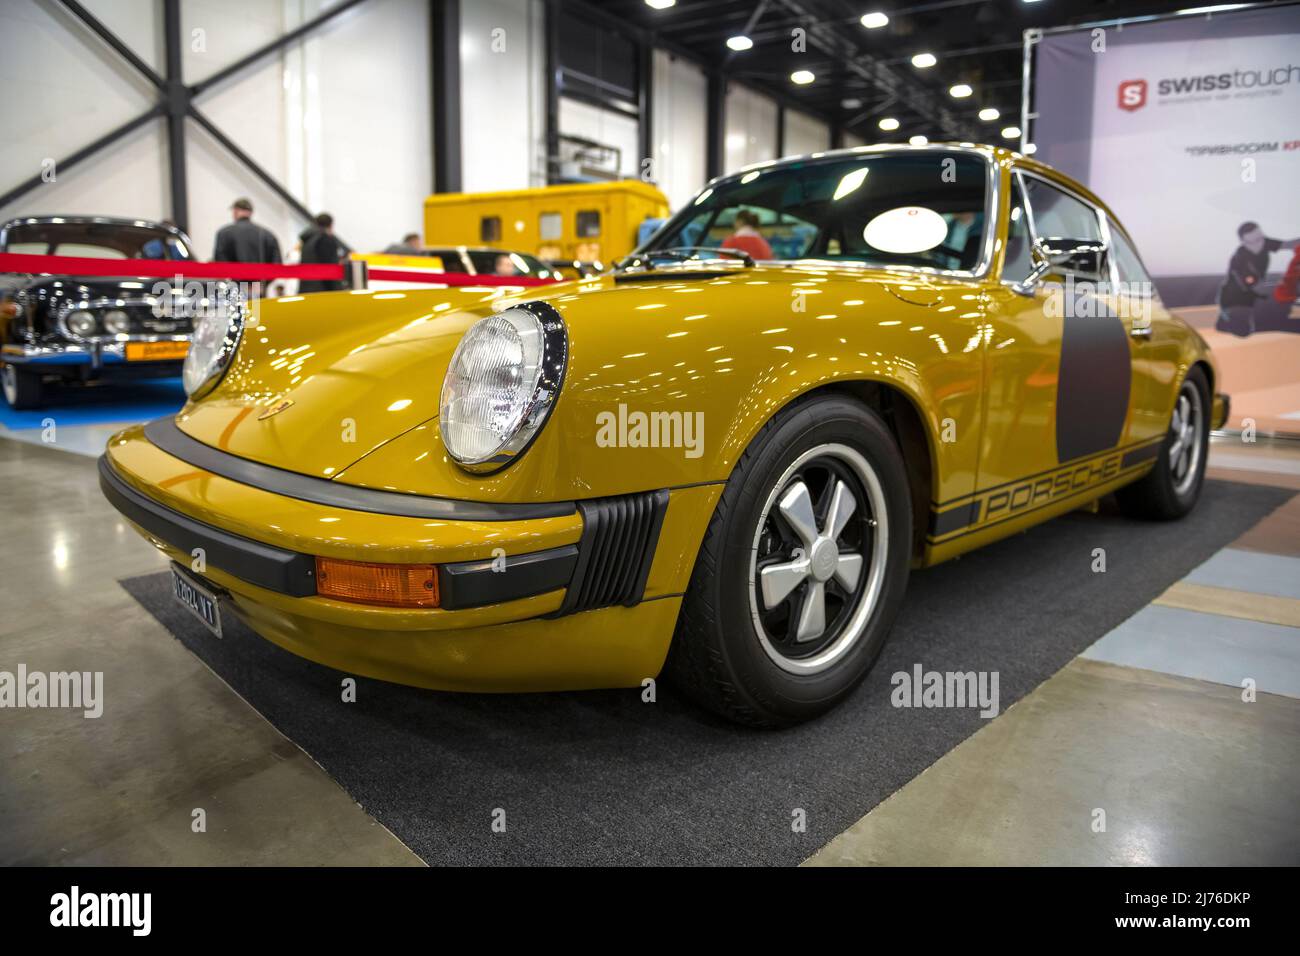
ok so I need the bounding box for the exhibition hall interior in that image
[1,0,1298,886]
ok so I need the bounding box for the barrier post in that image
[347,258,368,290]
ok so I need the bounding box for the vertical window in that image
[576,210,601,238]
[1002,177,1034,285]
[539,212,562,241]
[480,216,502,243]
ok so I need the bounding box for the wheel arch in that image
[738,377,938,563]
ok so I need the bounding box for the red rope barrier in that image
[0,253,564,287]
[0,252,342,281]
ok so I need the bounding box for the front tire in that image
[1116,366,1209,520]
[666,395,913,727]
[1,363,44,410]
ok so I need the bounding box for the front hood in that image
[175,286,528,477]
[177,264,970,500]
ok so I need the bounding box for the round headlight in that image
[439,303,568,472]
[103,309,130,334]
[183,287,246,398]
[66,311,97,337]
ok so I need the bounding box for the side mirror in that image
[1013,237,1107,295]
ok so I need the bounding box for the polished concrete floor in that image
[0,439,419,865]
[1,427,1297,866]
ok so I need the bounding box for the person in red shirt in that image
[1274,246,1300,306]
[721,210,774,261]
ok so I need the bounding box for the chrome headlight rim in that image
[440,300,569,475]
[183,286,246,400]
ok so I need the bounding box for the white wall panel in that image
[3,0,429,260]
[0,0,161,221]
[724,83,777,175]
[558,97,639,180]
[460,0,546,193]
[783,109,830,157]
[651,49,705,211]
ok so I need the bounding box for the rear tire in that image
[1,363,44,410]
[665,394,913,727]
[1116,366,1209,520]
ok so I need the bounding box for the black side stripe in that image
[928,436,1164,511]
[1120,440,1162,469]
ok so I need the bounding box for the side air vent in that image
[558,489,670,614]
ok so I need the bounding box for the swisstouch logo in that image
[1119,64,1300,111]
[1118,79,1147,111]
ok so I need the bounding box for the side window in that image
[1110,227,1153,286]
[480,216,501,243]
[576,210,601,238]
[1022,176,1104,278]
[1002,176,1034,285]
[1109,225,1161,317]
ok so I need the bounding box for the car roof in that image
[0,215,194,250]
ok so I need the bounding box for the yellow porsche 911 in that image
[101,145,1227,726]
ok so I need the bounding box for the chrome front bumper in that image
[1,335,189,368]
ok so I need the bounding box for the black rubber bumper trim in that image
[438,545,580,610]
[99,455,318,597]
[142,416,576,521]
[1214,392,1231,431]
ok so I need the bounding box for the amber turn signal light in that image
[315,557,440,608]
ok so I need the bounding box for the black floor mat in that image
[123,480,1293,865]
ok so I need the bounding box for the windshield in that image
[643,151,990,273]
[3,221,191,260]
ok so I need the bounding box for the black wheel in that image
[1116,366,1209,520]
[1,363,44,410]
[665,394,913,727]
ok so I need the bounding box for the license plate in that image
[171,564,222,638]
[126,341,189,361]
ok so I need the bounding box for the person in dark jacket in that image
[212,198,281,264]
[1216,221,1299,336]
[297,213,349,294]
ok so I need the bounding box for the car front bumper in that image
[101,420,718,692]
[2,337,189,369]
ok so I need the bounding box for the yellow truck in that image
[423,180,671,266]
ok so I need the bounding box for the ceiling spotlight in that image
[949,84,973,98]
[644,0,676,9]
[878,117,900,131]
[791,70,815,85]
[1001,126,1021,139]
[1024,143,1038,154]
[841,97,863,109]
[726,35,753,51]
[909,135,929,146]
[860,12,889,28]
[978,107,1000,121]
[911,52,937,68]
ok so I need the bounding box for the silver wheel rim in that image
[1,365,15,405]
[747,443,889,676]
[1168,380,1204,497]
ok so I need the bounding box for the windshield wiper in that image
[614,246,755,271]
